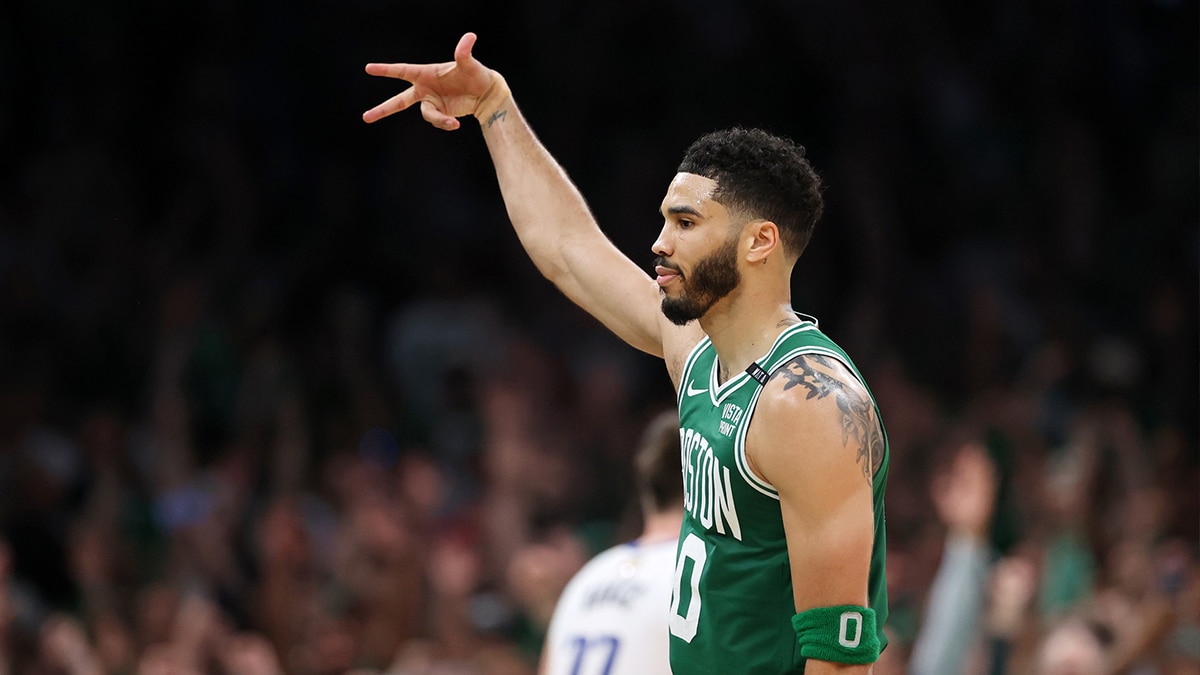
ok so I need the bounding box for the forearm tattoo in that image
[486,108,508,128]
[774,354,885,484]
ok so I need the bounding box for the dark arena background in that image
[0,1,1196,673]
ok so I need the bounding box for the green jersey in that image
[668,317,889,674]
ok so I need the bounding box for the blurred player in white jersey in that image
[541,411,684,675]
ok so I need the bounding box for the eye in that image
[679,219,694,229]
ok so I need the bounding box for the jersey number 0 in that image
[669,533,707,642]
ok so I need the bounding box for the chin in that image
[660,301,703,326]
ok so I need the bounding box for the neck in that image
[698,275,798,383]
[638,508,684,545]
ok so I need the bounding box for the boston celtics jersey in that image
[668,317,889,675]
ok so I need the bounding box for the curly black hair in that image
[677,128,824,259]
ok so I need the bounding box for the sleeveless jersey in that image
[668,318,889,675]
[544,539,676,675]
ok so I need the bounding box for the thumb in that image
[454,32,479,66]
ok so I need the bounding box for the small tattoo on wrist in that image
[486,109,508,128]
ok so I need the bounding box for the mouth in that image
[655,265,681,287]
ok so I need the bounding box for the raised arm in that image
[909,443,999,675]
[748,354,885,674]
[364,33,691,363]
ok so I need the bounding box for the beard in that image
[659,237,741,326]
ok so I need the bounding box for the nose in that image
[652,222,673,258]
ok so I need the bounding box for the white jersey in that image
[543,539,676,675]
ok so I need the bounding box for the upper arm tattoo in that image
[773,354,885,484]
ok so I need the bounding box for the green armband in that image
[792,605,880,665]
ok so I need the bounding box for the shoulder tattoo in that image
[773,354,885,484]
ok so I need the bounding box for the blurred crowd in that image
[0,0,1195,673]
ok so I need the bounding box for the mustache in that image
[654,257,682,274]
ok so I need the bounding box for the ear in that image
[743,219,780,265]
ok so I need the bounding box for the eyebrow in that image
[662,205,704,218]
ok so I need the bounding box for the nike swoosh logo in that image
[685,381,708,397]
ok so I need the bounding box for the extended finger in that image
[364,62,431,81]
[420,100,461,131]
[362,87,420,124]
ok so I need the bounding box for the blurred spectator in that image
[909,442,1002,675]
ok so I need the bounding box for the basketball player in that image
[541,411,683,675]
[364,33,889,674]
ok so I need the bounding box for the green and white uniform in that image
[668,317,889,674]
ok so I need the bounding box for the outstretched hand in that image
[363,32,509,130]
[932,442,999,540]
